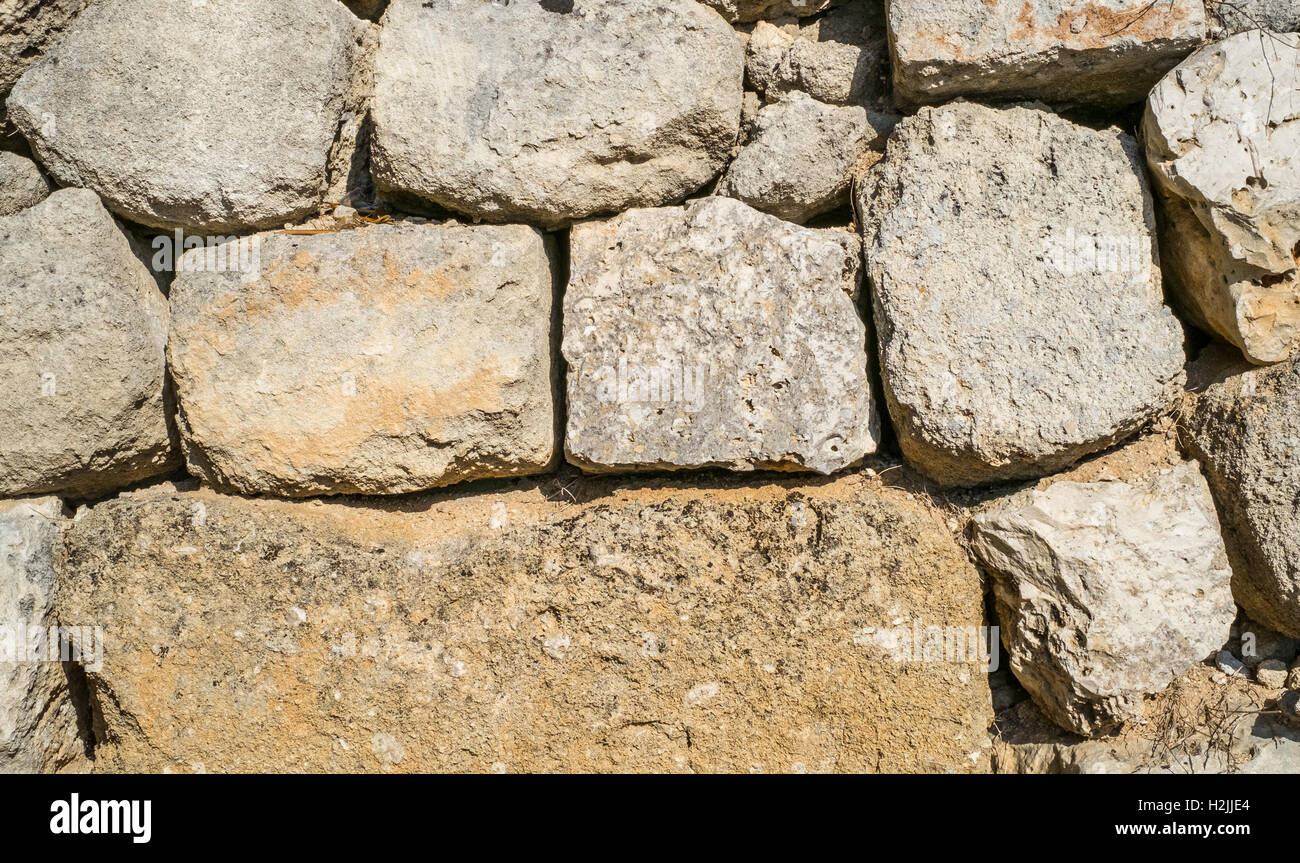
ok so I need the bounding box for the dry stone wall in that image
[1,0,1299,773]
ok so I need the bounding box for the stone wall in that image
[1,0,1298,773]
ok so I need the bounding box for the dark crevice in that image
[547,227,571,472]
[61,659,97,760]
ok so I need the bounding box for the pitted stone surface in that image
[6,0,357,232]
[888,0,1207,106]
[371,0,743,228]
[169,223,557,497]
[1143,29,1300,364]
[858,102,1186,486]
[564,197,878,475]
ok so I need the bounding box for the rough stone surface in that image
[745,3,890,107]
[860,103,1185,487]
[371,0,743,228]
[0,189,176,498]
[993,667,1300,773]
[719,92,894,223]
[971,462,1236,737]
[1218,648,1248,676]
[57,474,994,773]
[0,497,87,773]
[889,0,1207,106]
[1182,352,1300,637]
[169,223,556,498]
[0,150,51,216]
[703,0,835,23]
[325,19,380,211]
[6,0,356,232]
[1143,30,1300,364]
[1281,689,1300,726]
[564,197,878,475]
[1257,659,1288,687]
[1207,0,1300,35]
[0,0,89,145]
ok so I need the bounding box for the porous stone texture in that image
[168,223,557,498]
[5,0,356,233]
[859,102,1186,487]
[1256,659,1288,687]
[0,497,87,774]
[971,462,1237,737]
[371,0,743,228]
[564,197,878,475]
[745,3,890,107]
[718,92,894,223]
[0,0,89,145]
[888,0,1208,106]
[0,150,51,216]
[1142,30,1300,364]
[704,0,835,23]
[1206,0,1300,36]
[1182,352,1300,637]
[58,475,994,773]
[0,189,176,498]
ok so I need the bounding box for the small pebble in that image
[1279,690,1300,727]
[1256,658,1288,688]
[1216,649,1246,677]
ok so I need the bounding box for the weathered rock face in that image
[58,475,994,773]
[564,197,878,475]
[0,0,88,94]
[325,19,380,211]
[0,189,176,498]
[6,0,356,233]
[1207,0,1300,36]
[168,223,557,498]
[1143,30,1300,364]
[0,0,88,144]
[859,102,1186,487]
[371,0,743,228]
[0,498,87,774]
[888,0,1207,106]
[1182,352,1300,637]
[745,3,891,107]
[971,462,1237,737]
[719,92,894,223]
[0,150,51,216]
[703,0,835,23]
